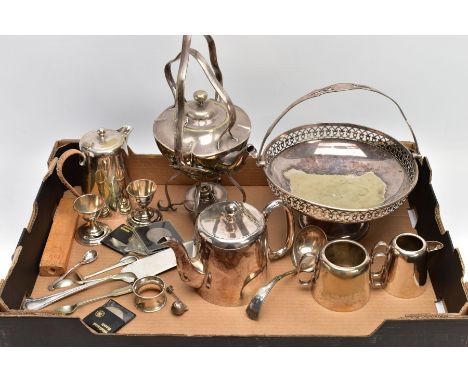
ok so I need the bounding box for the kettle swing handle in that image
[257,83,421,168]
[164,35,224,102]
[262,199,295,260]
[173,35,237,168]
[56,149,87,197]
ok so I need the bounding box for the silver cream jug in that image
[371,233,444,298]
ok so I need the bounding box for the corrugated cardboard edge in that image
[26,201,39,234]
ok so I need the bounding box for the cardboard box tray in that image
[0,141,467,346]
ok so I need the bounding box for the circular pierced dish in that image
[257,83,420,224]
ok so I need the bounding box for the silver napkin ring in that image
[132,276,167,313]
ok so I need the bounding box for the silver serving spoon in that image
[52,255,139,289]
[48,250,98,291]
[55,285,133,315]
[166,285,188,316]
[246,225,327,320]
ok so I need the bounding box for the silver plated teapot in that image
[161,199,295,306]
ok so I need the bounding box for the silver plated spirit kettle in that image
[153,35,254,181]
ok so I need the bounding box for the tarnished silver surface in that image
[57,126,133,212]
[48,250,98,291]
[153,35,253,181]
[161,200,295,306]
[73,194,110,245]
[257,83,419,224]
[126,179,162,227]
[246,225,327,320]
[55,285,133,315]
[184,182,227,217]
[166,285,189,316]
[371,233,444,298]
[132,276,167,313]
[304,239,373,312]
[22,272,137,311]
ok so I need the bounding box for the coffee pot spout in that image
[160,238,205,289]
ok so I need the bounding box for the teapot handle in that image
[56,149,86,197]
[262,199,295,260]
[172,36,237,167]
[257,83,421,167]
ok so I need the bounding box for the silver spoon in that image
[246,225,327,320]
[48,250,98,291]
[55,285,133,315]
[166,285,188,316]
[52,255,139,289]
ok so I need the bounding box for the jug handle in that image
[263,199,295,260]
[370,241,391,288]
[56,149,86,198]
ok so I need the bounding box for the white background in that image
[0,35,467,280]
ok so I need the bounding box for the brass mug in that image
[299,239,386,312]
[371,233,444,298]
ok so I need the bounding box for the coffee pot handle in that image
[56,149,86,197]
[262,199,295,260]
[370,241,391,288]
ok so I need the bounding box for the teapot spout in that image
[160,238,205,289]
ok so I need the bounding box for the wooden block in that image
[39,192,79,276]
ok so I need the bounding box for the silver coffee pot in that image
[56,126,133,214]
[161,200,295,306]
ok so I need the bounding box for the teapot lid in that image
[80,126,132,156]
[153,90,251,158]
[197,201,265,250]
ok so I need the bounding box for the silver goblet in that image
[73,194,111,245]
[126,179,162,227]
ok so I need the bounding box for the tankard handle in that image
[262,199,295,260]
[370,241,391,288]
[257,83,421,167]
[56,149,86,198]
